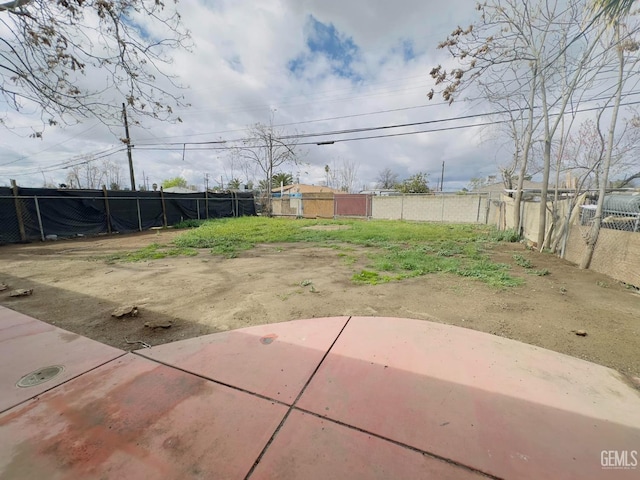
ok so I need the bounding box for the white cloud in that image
[0,0,503,191]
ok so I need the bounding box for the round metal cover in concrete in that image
[16,365,64,388]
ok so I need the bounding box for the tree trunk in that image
[537,71,552,251]
[514,67,538,235]
[580,25,623,269]
[537,139,552,250]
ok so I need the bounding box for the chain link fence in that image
[579,193,640,233]
[570,192,640,286]
[0,186,256,245]
[492,189,640,287]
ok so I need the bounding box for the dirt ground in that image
[1,229,639,382]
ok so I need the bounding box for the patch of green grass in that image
[338,254,358,265]
[174,217,493,253]
[373,248,459,275]
[457,259,524,288]
[171,217,523,288]
[513,254,533,269]
[352,270,398,285]
[489,229,520,243]
[528,269,550,276]
[173,219,207,229]
[103,243,198,263]
[436,241,464,257]
[277,290,302,301]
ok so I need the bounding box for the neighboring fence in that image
[491,194,573,245]
[272,192,495,224]
[568,192,640,286]
[564,225,640,287]
[372,193,492,223]
[335,194,372,217]
[0,186,256,245]
[491,191,640,287]
[271,193,335,218]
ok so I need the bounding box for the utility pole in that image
[204,173,209,192]
[142,172,149,191]
[122,103,136,191]
[440,161,445,192]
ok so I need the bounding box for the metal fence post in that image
[196,199,201,220]
[10,179,27,242]
[476,195,482,223]
[34,196,45,241]
[160,188,168,227]
[485,194,491,224]
[520,199,525,236]
[102,185,112,234]
[136,198,143,232]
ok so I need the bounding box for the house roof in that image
[272,183,343,194]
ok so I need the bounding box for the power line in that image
[0,123,100,167]
[133,79,640,145]
[130,96,640,154]
[132,92,640,149]
[135,102,450,143]
[4,146,127,176]
[7,91,640,177]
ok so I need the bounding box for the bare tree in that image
[581,21,640,268]
[559,119,626,190]
[375,168,399,189]
[101,159,123,190]
[63,156,126,189]
[0,0,190,133]
[334,159,360,193]
[431,0,623,250]
[431,0,548,236]
[235,122,301,214]
[614,113,640,187]
[65,156,102,188]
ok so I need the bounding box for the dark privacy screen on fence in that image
[0,187,256,244]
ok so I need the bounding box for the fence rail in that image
[0,186,256,245]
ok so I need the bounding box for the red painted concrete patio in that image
[1,306,639,479]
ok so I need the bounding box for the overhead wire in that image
[6,83,640,177]
[0,123,101,167]
[134,71,640,144]
[132,92,640,149]
[4,146,127,176]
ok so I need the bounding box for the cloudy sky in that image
[0,1,564,191]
